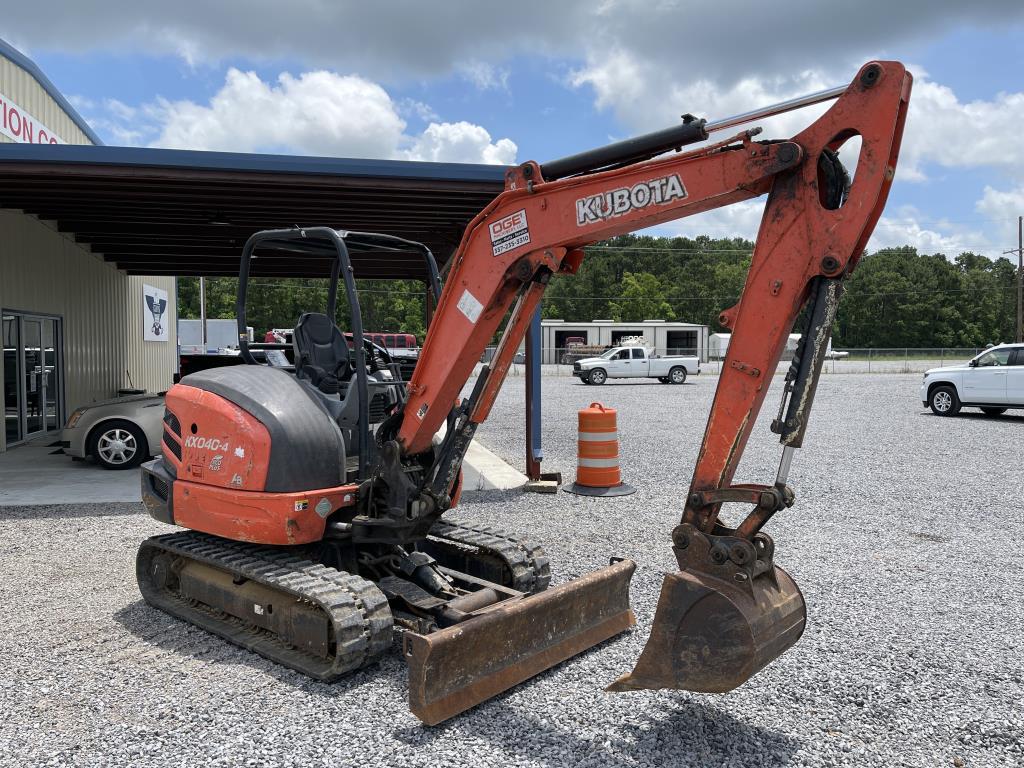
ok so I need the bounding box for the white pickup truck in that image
[572,346,700,385]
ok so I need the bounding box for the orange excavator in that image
[137,61,911,725]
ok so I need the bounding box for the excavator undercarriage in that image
[137,520,633,723]
[136,61,911,725]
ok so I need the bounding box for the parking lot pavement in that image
[0,439,141,505]
[0,373,1021,767]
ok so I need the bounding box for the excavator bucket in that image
[405,558,635,725]
[608,563,805,693]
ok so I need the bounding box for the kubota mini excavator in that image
[137,61,911,725]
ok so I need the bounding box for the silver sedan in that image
[60,393,165,470]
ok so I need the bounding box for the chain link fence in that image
[495,347,987,376]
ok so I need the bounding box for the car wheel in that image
[929,385,961,417]
[980,407,1007,416]
[89,419,149,469]
[669,366,687,384]
[588,368,607,385]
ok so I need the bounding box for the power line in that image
[201,281,1021,303]
[584,244,1016,255]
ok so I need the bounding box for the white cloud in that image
[152,69,406,157]
[105,98,140,122]
[90,68,516,165]
[458,61,510,92]
[976,185,1024,251]
[899,80,1024,181]
[398,98,440,123]
[650,199,1005,260]
[572,49,838,137]
[653,200,766,243]
[404,121,516,165]
[67,94,95,111]
[867,210,990,255]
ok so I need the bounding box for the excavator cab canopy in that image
[234,227,441,478]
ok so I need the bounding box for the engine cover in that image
[142,365,356,545]
[166,365,346,493]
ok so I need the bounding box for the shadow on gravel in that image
[113,601,407,693]
[574,381,697,387]
[0,502,144,520]
[395,698,799,766]
[920,410,1024,423]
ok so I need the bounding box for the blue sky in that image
[7,1,1024,259]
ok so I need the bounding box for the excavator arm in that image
[374,61,910,718]
[399,61,908,487]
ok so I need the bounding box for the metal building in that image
[0,38,507,456]
[1,39,177,453]
[540,319,710,363]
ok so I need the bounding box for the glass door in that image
[2,314,20,445]
[23,318,44,437]
[1,312,63,444]
[41,318,60,432]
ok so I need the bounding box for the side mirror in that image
[969,359,978,367]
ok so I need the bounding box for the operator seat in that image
[292,312,350,394]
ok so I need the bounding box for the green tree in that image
[609,272,675,321]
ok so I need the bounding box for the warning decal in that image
[488,209,530,256]
[457,289,484,324]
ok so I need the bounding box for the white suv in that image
[921,344,1024,416]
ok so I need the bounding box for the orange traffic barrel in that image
[564,402,636,497]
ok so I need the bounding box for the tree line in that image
[177,233,1020,348]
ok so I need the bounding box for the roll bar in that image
[234,226,441,477]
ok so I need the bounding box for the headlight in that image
[65,408,88,429]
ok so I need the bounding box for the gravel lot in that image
[1,373,1021,767]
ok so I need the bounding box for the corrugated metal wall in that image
[0,54,93,146]
[0,211,178,451]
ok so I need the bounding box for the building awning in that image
[0,144,507,280]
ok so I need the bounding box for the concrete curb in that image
[433,424,527,493]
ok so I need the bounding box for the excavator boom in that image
[393,61,911,704]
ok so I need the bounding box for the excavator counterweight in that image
[136,61,911,724]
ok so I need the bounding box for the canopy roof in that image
[0,144,507,280]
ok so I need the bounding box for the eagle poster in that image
[143,284,169,342]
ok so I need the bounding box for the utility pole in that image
[199,276,208,352]
[1000,216,1023,343]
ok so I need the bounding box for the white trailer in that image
[177,319,253,354]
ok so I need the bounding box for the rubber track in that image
[426,520,551,594]
[137,531,393,681]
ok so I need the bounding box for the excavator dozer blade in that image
[607,564,805,693]
[405,558,636,725]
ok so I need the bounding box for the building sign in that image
[143,284,169,342]
[0,92,63,144]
